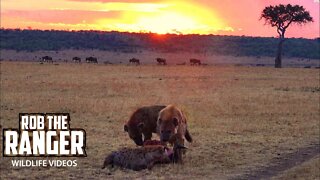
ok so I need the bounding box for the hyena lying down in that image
[102,145,172,171]
[102,141,187,171]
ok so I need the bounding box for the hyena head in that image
[158,118,178,142]
[157,106,181,142]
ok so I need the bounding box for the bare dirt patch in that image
[234,143,319,179]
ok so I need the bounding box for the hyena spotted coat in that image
[102,145,171,171]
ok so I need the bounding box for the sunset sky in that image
[1,0,319,38]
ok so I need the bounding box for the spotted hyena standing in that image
[124,105,166,146]
[157,105,193,162]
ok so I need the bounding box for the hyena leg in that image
[175,137,185,163]
[102,154,114,169]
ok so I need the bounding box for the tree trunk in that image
[275,38,284,68]
[275,28,286,68]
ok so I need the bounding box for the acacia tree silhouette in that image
[261,4,313,68]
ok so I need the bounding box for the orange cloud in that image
[2,10,121,24]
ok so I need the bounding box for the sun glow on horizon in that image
[2,0,318,37]
[1,0,231,35]
[94,1,230,34]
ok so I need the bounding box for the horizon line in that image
[1,27,319,40]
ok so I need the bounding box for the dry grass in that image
[0,61,319,179]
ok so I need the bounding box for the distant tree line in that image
[0,29,319,59]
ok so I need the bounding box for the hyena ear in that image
[124,124,128,132]
[173,117,179,126]
[138,122,144,129]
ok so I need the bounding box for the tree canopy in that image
[261,4,313,37]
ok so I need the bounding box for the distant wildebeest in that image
[86,57,98,63]
[129,58,140,65]
[156,58,167,65]
[41,56,53,63]
[72,57,81,63]
[190,58,201,65]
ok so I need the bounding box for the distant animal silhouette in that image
[129,58,140,65]
[86,57,98,63]
[156,58,167,65]
[72,57,81,63]
[190,59,201,65]
[41,56,53,63]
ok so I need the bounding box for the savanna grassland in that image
[0,61,319,179]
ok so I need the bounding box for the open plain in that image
[0,61,319,179]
